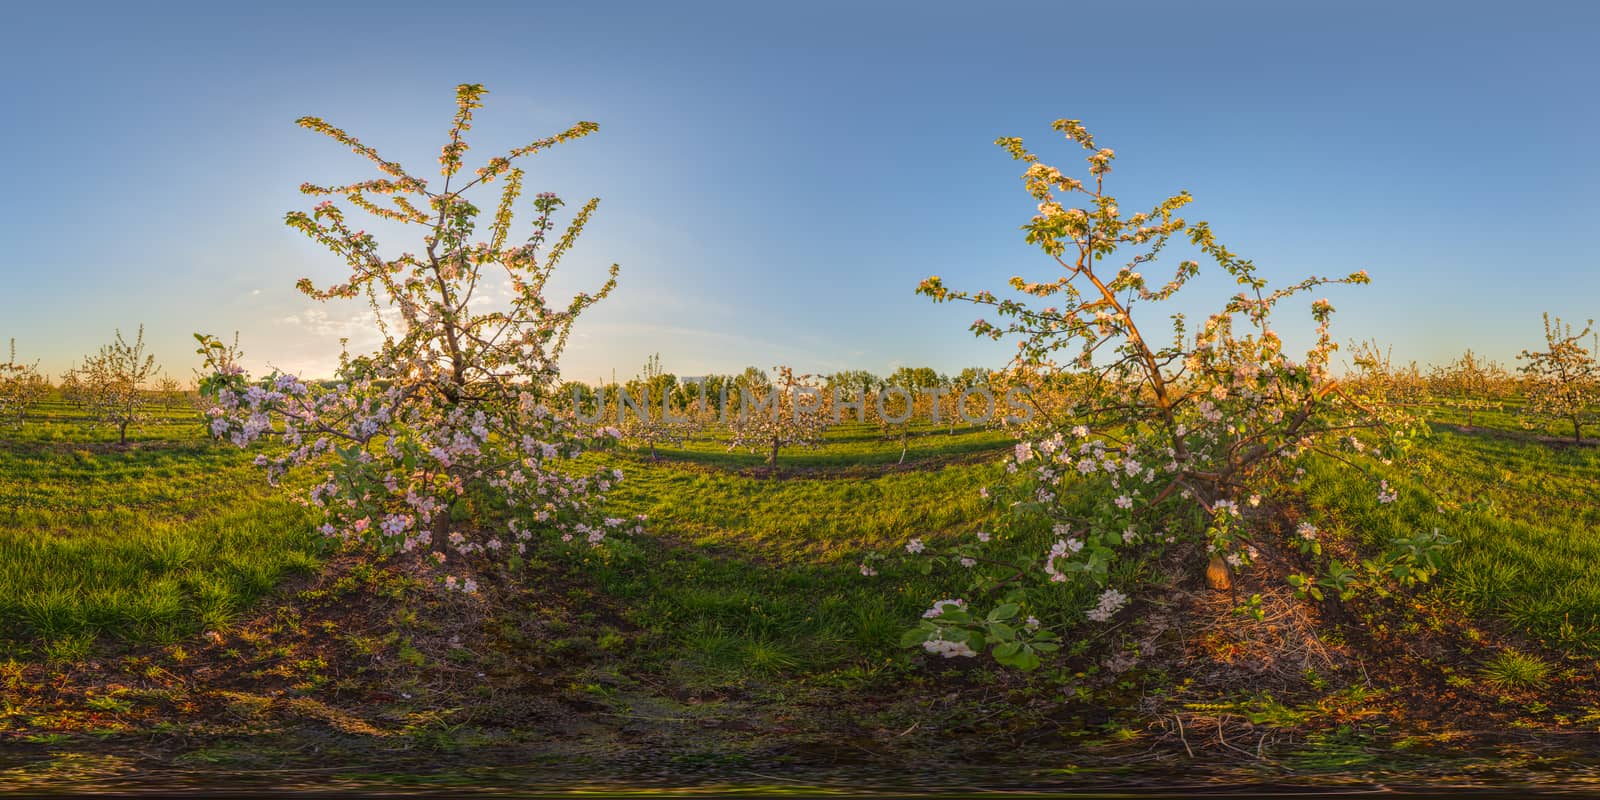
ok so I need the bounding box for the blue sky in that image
[2,0,1597,382]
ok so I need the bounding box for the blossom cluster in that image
[895,586,1060,669]
[923,637,978,659]
[1085,588,1128,623]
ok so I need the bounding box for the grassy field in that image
[3,392,1600,790]
[0,399,320,657]
[5,394,1599,662]
[619,420,1015,468]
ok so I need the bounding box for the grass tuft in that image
[1480,649,1551,691]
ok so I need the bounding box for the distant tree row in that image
[5,314,1595,449]
[0,325,191,443]
[1345,313,1598,443]
[553,357,1003,464]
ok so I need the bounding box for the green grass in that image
[1479,649,1552,690]
[564,490,1109,689]
[1300,406,1600,652]
[0,399,321,654]
[544,437,1012,687]
[617,420,1014,468]
[599,452,1002,558]
[7,384,1600,795]
[571,436,1169,690]
[1409,395,1589,442]
[5,388,1600,687]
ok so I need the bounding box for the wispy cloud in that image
[279,307,402,347]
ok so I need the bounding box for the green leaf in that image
[899,627,931,648]
[988,603,1020,622]
[994,643,1041,670]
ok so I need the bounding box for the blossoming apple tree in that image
[873,367,939,463]
[1346,340,1428,412]
[941,366,994,434]
[727,366,831,467]
[889,118,1445,667]
[615,353,704,460]
[66,326,162,444]
[197,85,638,590]
[1518,313,1598,443]
[0,340,49,427]
[1428,348,1507,428]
